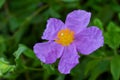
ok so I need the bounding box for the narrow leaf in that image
[85,59,100,76]
[13,44,27,60]
[13,44,36,60]
[110,56,120,80]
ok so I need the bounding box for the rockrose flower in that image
[33,10,104,74]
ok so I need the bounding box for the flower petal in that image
[42,18,65,40]
[58,44,80,74]
[65,10,91,34]
[75,26,104,55]
[33,41,64,64]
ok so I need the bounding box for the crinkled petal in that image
[75,26,104,55]
[33,41,64,64]
[58,44,80,74]
[42,18,65,40]
[65,10,91,34]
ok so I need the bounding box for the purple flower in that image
[33,10,104,74]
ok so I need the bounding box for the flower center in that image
[55,28,74,46]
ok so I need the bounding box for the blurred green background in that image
[0,0,120,80]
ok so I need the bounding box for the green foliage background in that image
[0,0,120,80]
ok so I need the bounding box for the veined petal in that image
[75,26,104,55]
[33,41,64,64]
[65,10,91,34]
[42,18,65,40]
[58,44,80,74]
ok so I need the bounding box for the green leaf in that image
[71,58,91,80]
[56,74,65,80]
[0,58,15,76]
[93,18,103,31]
[0,0,5,8]
[97,5,113,24]
[13,44,36,60]
[42,63,55,74]
[0,36,6,54]
[49,7,60,18]
[110,56,120,80]
[24,47,36,59]
[85,59,101,76]
[9,16,21,32]
[105,22,120,49]
[13,44,27,60]
[89,60,109,80]
[41,63,55,80]
[118,13,120,21]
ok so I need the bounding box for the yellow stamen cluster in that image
[55,28,74,46]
